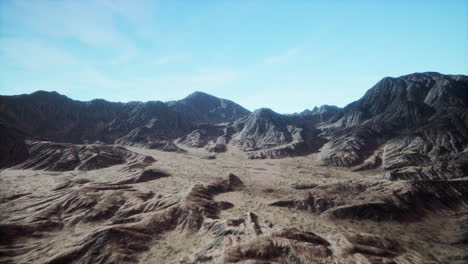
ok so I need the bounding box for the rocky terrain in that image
[0,91,249,149]
[1,72,468,263]
[320,73,468,179]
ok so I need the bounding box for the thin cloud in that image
[2,1,161,68]
[264,47,303,64]
[153,55,186,65]
[11,0,140,62]
[0,38,79,70]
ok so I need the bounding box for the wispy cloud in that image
[6,0,153,66]
[0,38,79,70]
[13,1,125,47]
[264,47,303,64]
[1,1,239,100]
[153,55,186,65]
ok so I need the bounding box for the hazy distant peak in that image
[28,90,70,100]
[314,105,340,112]
[184,91,215,99]
[168,91,250,124]
[252,107,276,114]
[30,90,60,96]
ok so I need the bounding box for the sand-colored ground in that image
[1,144,467,263]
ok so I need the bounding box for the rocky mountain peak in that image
[168,91,250,124]
[30,90,62,96]
[332,72,468,129]
[251,108,280,119]
[315,105,339,112]
[298,105,342,123]
[183,91,216,100]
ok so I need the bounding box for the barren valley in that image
[1,72,468,264]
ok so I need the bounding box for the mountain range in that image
[2,72,467,180]
[2,71,468,264]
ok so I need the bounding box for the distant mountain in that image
[167,91,250,124]
[1,72,467,180]
[299,105,342,123]
[232,108,294,149]
[0,91,249,151]
[227,108,323,158]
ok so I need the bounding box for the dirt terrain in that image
[1,143,467,264]
[1,72,468,263]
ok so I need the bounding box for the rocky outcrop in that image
[206,143,227,153]
[223,226,332,263]
[289,183,318,190]
[191,212,426,264]
[177,124,226,148]
[12,141,148,171]
[115,131,186,152]
[270,179,468,222]
[116,168,170,184]
[352,154,382,171]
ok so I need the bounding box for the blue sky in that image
[1,0,467,113]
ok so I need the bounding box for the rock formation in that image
[270,178,468,221]
[12,140,150,171]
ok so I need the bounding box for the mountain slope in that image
[167,91,250,124]
[0,91,249,157]
[228,108,324,158]
[330,72,467,129]
[0,122,30,168]
[320,72,468,179]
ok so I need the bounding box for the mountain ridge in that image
[1,72,467,180]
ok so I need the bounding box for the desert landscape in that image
[1,72,468,263]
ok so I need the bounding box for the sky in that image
[1,0,467,113]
